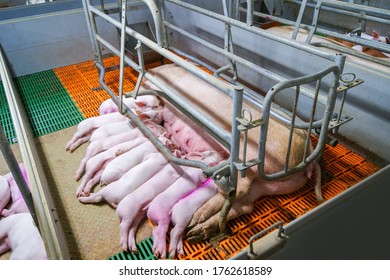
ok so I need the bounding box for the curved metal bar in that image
[258,64,340,180]
[138,0,165,47]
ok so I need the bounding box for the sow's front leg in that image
[187,160,322,242]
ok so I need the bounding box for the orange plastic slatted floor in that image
[55,57,381,260]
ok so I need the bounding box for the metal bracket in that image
[332,73,363,134]
[126,41,145,100]
[248,221,288,259]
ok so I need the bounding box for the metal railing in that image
[238,0,390,67]
[81,0,346,231]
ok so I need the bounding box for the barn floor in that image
[0,56,382,260]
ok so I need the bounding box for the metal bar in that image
[218,86,244,232]
[303,78,321,162]
[284,85,300,173]
[94,34,232,149]
[89,5,233,94]
[165,0,338,61]
[246,0,254,26]
[292,0,308,40]
[118,0,127,114]
[311,42,390,68]
[239,5,390,53]
[0,44,69,260]
[165,21,330,108]
[257,64,340,180]
[305,0,322,44]
[317,0,390,19]
[84,0,104,65]
[284,0,390,24]
[0,124,38,227]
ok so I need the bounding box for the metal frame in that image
[81,0,346,231]
[238,0,390,67]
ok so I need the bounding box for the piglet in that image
[100,140,161,186]
[88,120,134,143]
[78,151,169,208]
[0,213,47,260]
[0,176,10,215]
[116,162,184,252]
[99,95,162,115]
[169,179,219,258]
[65,112,128,152]
[1,164,30,217]
[147,167,209,259]
[74,128,144,181]
[76,137,148,196]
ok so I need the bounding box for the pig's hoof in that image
[78,192,90,197]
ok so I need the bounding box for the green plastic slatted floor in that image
[0,70,84,144]
[108,237,157,260]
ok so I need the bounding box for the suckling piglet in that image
[76,137,148,196]
[169,179,219,258]
[116,162,184,252]
[65,112,128,152]
[88,120,134,143]
[100,140,162,186]
[78,151,169,208]
[146,167,210,259]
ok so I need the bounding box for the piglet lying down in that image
[0,213,47,260]
[1,163,30,217]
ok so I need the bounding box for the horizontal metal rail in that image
[0,44,69,260]
[285,0,390,23]
[165,0,339,62]
[239,0,389,65]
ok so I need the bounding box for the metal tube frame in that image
[82,0,345,229]
[239,0,390,66]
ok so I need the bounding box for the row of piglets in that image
[0,164,47,260]
[66,92,230,258]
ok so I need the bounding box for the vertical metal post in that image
[219,86,244,232]
[84,0,104,65]
[246,0,254,26]
[0,124,38,227]
[305,0,322,44]
[292,0,308,40]
[118,0,127,113]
